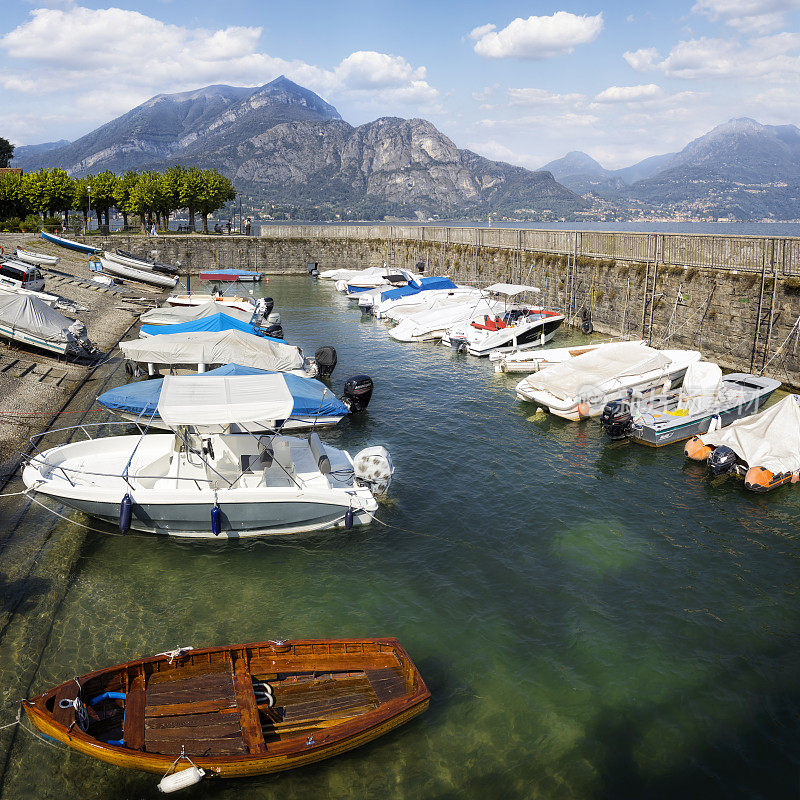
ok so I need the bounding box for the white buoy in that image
[157,767,205,793]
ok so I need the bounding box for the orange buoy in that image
[684,436,713,461]
[577,401,591,419]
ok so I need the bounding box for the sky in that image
[2,0,800,170]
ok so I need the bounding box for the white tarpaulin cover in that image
[680,361,723,414]
[700,394,800,473]
[119,329,304,371]
[158,373,295,429]
[0,292,75,343]
[390,298,501,340]
[140,301,253,326]
[521,341,672,401]
[484,283,540,296]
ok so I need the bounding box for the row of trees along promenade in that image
[0,163,235,234]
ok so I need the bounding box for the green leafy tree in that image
[73,177,92,230]
[0,137,14,168]
[197,169,235,234]
[0,171,26,220]
[178,167,205,232]
[127,170,165,232]
[89,170,118,230]
[158,165,184,230]
[112,170,139,229]
[46,168,75,222]
[21,169,49,216]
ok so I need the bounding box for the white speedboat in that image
[491,339,645,373]
[442,284,564,356]
[13,247,59,267]
[23,373,393,538]
[334,267,391,293]
[166,293,256,314]
[515,341,701,420]
[389,297,503,343]
[345,268,413,296]
[99,257,177,288]
[374,278,475,320]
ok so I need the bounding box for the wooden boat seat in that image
[271,673,380,723]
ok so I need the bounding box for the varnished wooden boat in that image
[22,638,429,783]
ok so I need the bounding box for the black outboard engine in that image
[262,323,283,339]
[314,346,338,379]
[600,400,633,440]
[708,445,738,476]
[342,375,374,413]
[255,297,274,318]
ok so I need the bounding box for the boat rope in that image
[25,494,152,538]
[0,706,70,751]
[369,513,483,552]
[0,408,103,417]
[0,489,29,498]
[760,315,800,375]
[658,286,715,344]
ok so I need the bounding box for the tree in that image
[157,165,184,230]
[197,169,236,234]
[20,169,49,216]
[178,167,205,232]
[127,171,164,232]
[113,170,139,229]
[90,170,118,230]
[73,177,92,230]
[0,171,26,219]
[0,137,13,168]
[46,168,75,222]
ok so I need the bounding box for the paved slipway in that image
[0,233,165,487]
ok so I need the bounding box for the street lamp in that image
[87,185,92,235]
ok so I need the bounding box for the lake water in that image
[0,276,799,799]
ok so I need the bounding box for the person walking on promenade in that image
[245,217,252,236]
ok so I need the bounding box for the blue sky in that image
[3,0,800,168]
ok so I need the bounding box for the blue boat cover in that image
[140,312,283,341]
[97,364,348,420]
[378,276,457,302]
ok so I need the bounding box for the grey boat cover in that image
[699,394,800,473]
[522,341,672,401]
[0,293,83,346]
[139,301,253,326]
[119,329,304,372]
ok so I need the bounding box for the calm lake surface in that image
[1,275,799,799]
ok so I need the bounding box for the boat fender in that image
[344,508,354,529]
[124,360,134,376]
[684,436,713,461]
[745,466,777,492]
[119,494,132,534]
[580,307,593,335]
[707,414,721,433]
[157,767,205,793]
[211,502,221,536]
[308,432,331,475]
[660,379,671,395]
[89,692,126,706]
[577,401,591,419]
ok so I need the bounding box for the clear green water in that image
[1,276,799,799]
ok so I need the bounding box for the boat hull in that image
[23,637,430,779]
[41,231,99,254]
[99,258,177,288]
[14,248,59,266]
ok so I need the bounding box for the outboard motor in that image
[314,346,338,379]
[307,262,318,275]
[342,375,373,413]
[708,445,738,476]
[262,323,284,339]
[353,446,394,496]
[600,400,633,440]
[254,297,274,318]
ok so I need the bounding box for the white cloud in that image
[594,84,662,103]
[624,34,800,80]
[470,12,604,60]
[0,5,438,123]
[692,0,800,34]
[507,88,586,107]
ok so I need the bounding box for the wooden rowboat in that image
[22,638,429,785]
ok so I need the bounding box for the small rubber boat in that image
[515,341,702,420]
[99,257,177,289]
[600,362,780,445]
[13,247,59,266]
[199,269,263,282]
[41,230,99,254]
[22,637,429,788]
[684,394,800,491]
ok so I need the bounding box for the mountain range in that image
[10,77,584,219]
[10,78,800,220]
[541,118,800,219]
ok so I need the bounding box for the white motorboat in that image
[13,247,59,267]
[166,293,256,314]
[442,284,564,356]
[491,339,645,373]
[119,329,312,377]
[515,341,702,420]
[0,293,96,358]
[334,267,391,292]
[23,373,393,538]
[344,269,413,296]
[389,296,503,343]
[140,300,256,327]
[99,257,177,289]
[318,267,362,281]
